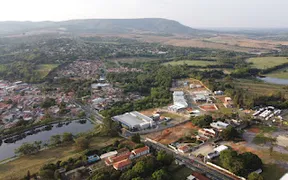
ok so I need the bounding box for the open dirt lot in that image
[191,144,214,156]
[145,122,199,145]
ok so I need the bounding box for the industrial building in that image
[168,91,188,112]
[112,111,155,130]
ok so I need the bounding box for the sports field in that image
[247,57,288,69]
[163,60,219,67]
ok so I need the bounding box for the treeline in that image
[101,65,189,117]
[262,62,288,74]
[206,78,288,109]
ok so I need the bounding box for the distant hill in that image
[0,18,208,35]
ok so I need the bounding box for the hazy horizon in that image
[1,0,288,28]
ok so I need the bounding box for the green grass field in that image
[266,67,288,79]
[35,64,59,78]
[163,60,219,67]
[0,136,120,180]
[247,57,288,69]
[262,164,286,180]
[233,79,288,98]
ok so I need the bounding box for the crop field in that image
[266,67,288,79]
[233,79,288,98]
[163,60,219,67]
[247,57,288,69]
[35,64,59,78]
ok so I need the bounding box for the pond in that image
[0,120,94,161]
[257,77,288,85]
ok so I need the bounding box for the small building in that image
[87,155,100,164]
[100,151,118,159]
[113,159,132,171]
[207,145,228,160]
[210,121,229,131]
[131,146,150,158]
[214,90,224,95]
[193,94,207,103]
[105,152,133,166]
[178,145,190,153]
[187,175,196,180]
[198,128,216,139]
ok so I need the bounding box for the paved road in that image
[144,138,239,180]
[73,100,103,124]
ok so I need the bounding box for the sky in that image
[1,0,288,28]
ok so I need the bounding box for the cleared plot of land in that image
[35,64,59,78]
[247,57,288,69]
[266,67,288,79]
[233,79,288,98]
[163,60,219,67]
[0,136,120,180]
[145,122,198,145]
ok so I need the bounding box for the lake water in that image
[0,120,94,161]
[258,77,288,85]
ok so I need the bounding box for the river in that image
[0,120,94,161]
[257,77,288,85]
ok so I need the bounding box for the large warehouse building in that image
[112,111,155,130]
[168,91,188,112]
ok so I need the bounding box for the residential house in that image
[131,146,150,158]
[178,145,190,153]
[198,128,216,139]
[113,159,132,171]
[210,121,229,131]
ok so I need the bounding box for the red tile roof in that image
[132,146,149,155]
[110,152,131,163]
[113,159,132,170]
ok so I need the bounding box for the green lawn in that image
[169,163,194,180]
[247,57,288,69]
[266,67,288,79]
[35,64,59,78]
[0,136,120,180]
[163,60,219,67]
[233,79,288,98]
[262,164,286,180]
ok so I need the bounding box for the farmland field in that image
[163,60,219,67]
[266,67,288,79]
[35,64,59,78]
[233,79,288,98]
[247,57,288,69]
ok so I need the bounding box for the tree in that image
[248,172,264,180]
[131,133,141,144]
[15,143,39,155]
[39,169,55,180]
[50,135,61,146]
[75,137,90,151]
[62,132,74,143]
[240,152,263,173]
[102,117,120,137]
[24,170,31,180]
[156,150,173,166]
[220,126,240,141]
[152,169,169,180]
[132,161,146,176]
[191,115,213,128]
[78,111,86,118]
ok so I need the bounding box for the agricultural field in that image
[163,60,219,67]
[247,57,288,69]
[266,67,288,79]
[35,64,59,78]
[233,79,288,98]
[0,136,120,180]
